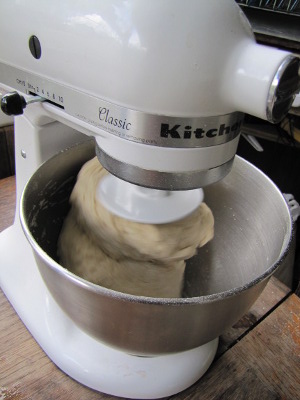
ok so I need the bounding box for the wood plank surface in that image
[173,293,300,400]
[217,276,291,356]
[0,175,16,231]
[0,125,15,179]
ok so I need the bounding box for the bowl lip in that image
[19,148,293,307]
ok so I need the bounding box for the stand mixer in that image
[0,1,299,398]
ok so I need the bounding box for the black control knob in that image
[1,91,45,116]
[1,91,27,116]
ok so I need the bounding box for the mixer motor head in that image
[0,0,300,222]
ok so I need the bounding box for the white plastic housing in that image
[0,0,293,118]
[0,0,298,189]
[97,174,204,223]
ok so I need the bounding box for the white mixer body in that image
[0,1,260,114]
[0,0,299,189]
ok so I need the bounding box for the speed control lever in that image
[1,91,46,116]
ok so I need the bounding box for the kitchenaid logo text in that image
[160,120,242,139]
[99,107,131,131]
[98,105,242,144]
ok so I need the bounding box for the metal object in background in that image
[236,0,300,45]
[274,194,299,287]
[236,0,300,15]
[284,193,300,222]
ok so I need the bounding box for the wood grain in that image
[171,294,300,400]
[0,125,15,179]
[218,276,291,356]
[0,175,16,232]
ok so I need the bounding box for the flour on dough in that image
[58,157,214,298]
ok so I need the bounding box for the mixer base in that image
[0,224,218,399]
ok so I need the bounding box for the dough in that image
[59,209,186,298]
[58,157,214,298]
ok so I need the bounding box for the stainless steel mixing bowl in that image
[20,139,292,356]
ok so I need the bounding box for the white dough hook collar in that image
[97,174,204,224]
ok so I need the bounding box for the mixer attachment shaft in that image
[97,174,204,224]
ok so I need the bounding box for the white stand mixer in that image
[0,1,299,398]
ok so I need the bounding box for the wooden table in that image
[1,176,300,399]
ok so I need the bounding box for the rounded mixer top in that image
[1,0,299,190]
[97,174,204,224]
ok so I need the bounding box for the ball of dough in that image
[58,209,186,297]
[58,157,214,298]
[69,157,214,263]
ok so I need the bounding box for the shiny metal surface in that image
[96,144,235,190]
[267,55,300,123]
[0,61,243,148]
[20,140,292,356]
[0,56,243,190]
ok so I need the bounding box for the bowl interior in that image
[22,140,292,299]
